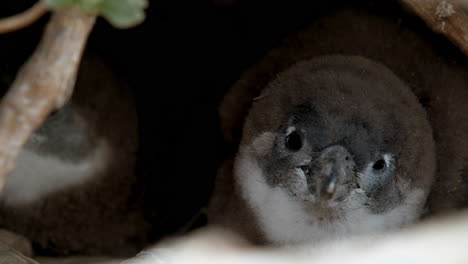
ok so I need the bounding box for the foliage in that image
[42,0,148,28]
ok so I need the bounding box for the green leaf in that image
[101,0,148,28]
[77,0,105,13]
[42,0,76,9]
[42,0,148,28]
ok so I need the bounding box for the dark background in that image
[0,0,461,252]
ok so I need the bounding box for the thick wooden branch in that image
[401,0,468,55]
[0,8,96,190]
[0,2,49,34]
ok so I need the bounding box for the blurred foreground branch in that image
[0,8,96,190]
[124,212,468,264]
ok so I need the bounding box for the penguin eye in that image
[372,159,386,171]
[285,130,303,152]
[358,154,394,191]
[372,160,387,170]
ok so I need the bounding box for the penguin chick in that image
[0,54,149,256]
[214,55,436,245]
[121,55,437,264]
[2,104,110,206]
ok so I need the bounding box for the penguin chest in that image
[1,140,110,206]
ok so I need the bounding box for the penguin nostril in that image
[299,165,310,175]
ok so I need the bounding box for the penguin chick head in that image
[27,104,98,161]
[234,56,435,245]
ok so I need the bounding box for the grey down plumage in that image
[208,6,468,245]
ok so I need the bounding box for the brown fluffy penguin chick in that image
[119,55,437,264]
[218,4,468,221]
[116,4,467,264]
[209,55,435,245]
[0,54,150,256]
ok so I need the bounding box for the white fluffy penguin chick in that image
[210,55,436,245]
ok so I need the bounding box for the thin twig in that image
[0,8,96,190]
[0,2,49,34]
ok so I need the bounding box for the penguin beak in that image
[302,145,355,200]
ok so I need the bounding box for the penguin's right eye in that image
[285,130,303,152]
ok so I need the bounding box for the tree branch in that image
[0,2,49,34]
[401,0,468,55]
[0,8,96,190]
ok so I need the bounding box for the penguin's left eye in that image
[358,154,395,191]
